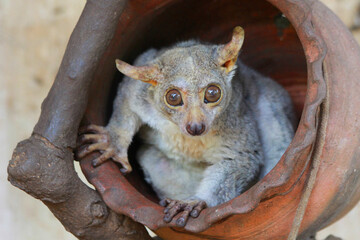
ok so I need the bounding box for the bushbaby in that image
[76,26,296,227]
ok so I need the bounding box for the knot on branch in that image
[7,134,152,240]
[8,134,77,203]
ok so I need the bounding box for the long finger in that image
[112,155,132,173]
[92,149,115,167]
[176,204,194,227]
[77,134,107,146]
[76,142,108,159]
[164,200,177,214]
[163,202,186,223]
[159,198,172,207]
[190,201,207,218]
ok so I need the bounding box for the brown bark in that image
[8,134,151,240]
[7,0,151,239]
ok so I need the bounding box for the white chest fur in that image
[141,124,222,166]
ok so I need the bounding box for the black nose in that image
[186,123,206,136]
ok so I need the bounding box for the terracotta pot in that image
[78,0,360,239]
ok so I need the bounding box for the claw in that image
[160,198,207,226]
[91,149,115,166]
[164,199,177,214]
[191,201,206,218]
[159,199,170,207]
[112,154,132,173]
[77,134,108,146]
[76,142,108,159]
[76,124,132,173]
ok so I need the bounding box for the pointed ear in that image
[115,59,163,86]
[217,26,245,73]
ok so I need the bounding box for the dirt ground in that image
[1,0,360,239]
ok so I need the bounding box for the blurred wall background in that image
[1,0,360,239]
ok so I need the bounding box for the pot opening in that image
[86,0,307,204]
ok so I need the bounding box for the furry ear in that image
[217,26,245,73]
[115,59,163,86]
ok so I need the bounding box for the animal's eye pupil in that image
[166,89,183,106]
[208,89,216,96]
[205,85,221,103]
[169,93,178,101]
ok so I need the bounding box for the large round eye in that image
[204,85,221,103]
[166,89,183,106]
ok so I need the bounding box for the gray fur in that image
[106,40,295,207]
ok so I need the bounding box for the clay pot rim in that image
[80,0,327,233]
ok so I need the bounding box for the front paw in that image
[159,198,207,227]
[76,124,132,173]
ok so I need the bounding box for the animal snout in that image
[186,123,206,136]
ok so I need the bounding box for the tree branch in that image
[8,134,151,240]
[7,0,152,239]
